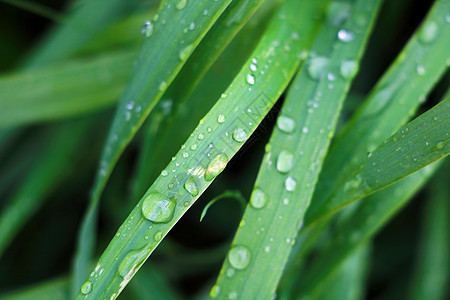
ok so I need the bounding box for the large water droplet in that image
[340,60,358,79]
[176,0,187,10]
[81,280,93,295]
[184,176,199,196]
[277,150,294,173]
[277,116,295,133]
[228,245,251,269]
[250,189,267,209]
[246,73,255,85]
[233,128,248,142]
[142,192,176,223]
[285,176,297,192]
[204,154,228,181]
[419,21,438,43]
[307,57,329,80]
[337,29,354,42]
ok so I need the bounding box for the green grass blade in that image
[309,97,449,222]
[74,0,321,297]
[305,0,450,226]
[73,0,233,290]
[0,120,91,256]
[23,0,138,68]
[313,244,371,300]
[408,167,449,300]
[0,51,134,128]
[0,277,69,300]
[131,0,275,201]
[292,162,440,298]
[213,0,382,298]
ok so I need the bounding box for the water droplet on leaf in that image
[142,193,176,223]
[228,245,251,269]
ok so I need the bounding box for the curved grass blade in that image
[292,162,440,298]
[408,167,449,300]
[213,0,382,297]
[23,0,138,68]
[0,51,134,129]
[310,97,449,222]
[131,0,275,201]
[74,0,320,297]
[313,244,371,300]
[0,120,91,256]
[74,0,233,290]
[305,0,450,226]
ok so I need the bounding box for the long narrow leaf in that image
[213,0,382,298]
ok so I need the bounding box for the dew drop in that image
[228,245,251,269]
[327,2,351,26]
[81,280,93,295]
[154,230,163,242]
[416,65,426,76]
[190,143,197,150]
[176,0,187,10]
[233,128,248,142]
[210,285,221,298]
[246,73,255,85]
[141,20,153,37]
[307,56,329,80]
[118,246,150,281]
[277,150,294,173]
[204,153,228,181]
[251,189,267,209]
[338,29,354,42]
[184,176,199,197]
[142,192,176,223]
[285,176,297,192]
[340,60,358,79]
[217,114,226,123]
[277,116,295,133]
[419,21,438,43]
[161,170,168,176]
[198,133,204,140]
[179,44,193,60]
[159,81,167,91]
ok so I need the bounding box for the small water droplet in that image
[190,143,197,150]
[233,128,248,142]
[246,73,255,85]
[179,44,193,60]
[338,29,354,42]
[419,21,438,43]
[81,280,93,295]
[228,291,238,299]
[141,20,153,37]
[126,102,134,110]
[277,116,295,133]
[204,154,228,181]
[264,246,271,253]
[183,152,189,158]
[198,133,204,140]
[159,81,167,91]
[277,150,294,173]
[446,13,450,23]
[142,192,176,223]
[161,170,168,176]
[302,127,309,133]
[327,2,351,26]
[285,176,297,192]
[251,189,267,209]
[416,64,426,76]
[340,60,358,79]
[154,230,163,242]
[226,268,235,277]
[250,63,257,72]
[189,22,195,30]
[228,245,251,269]
[210,285,221,298]
[184,176,199,197]
[327,72,336,81]
[176,0,187,10]
[218,114,226,123]
[307,56,329,79]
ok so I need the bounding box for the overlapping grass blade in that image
[0,120,91,256]
[74,0,322,297]
[23,0,139,68]
[213,0,382,297]
[312,244,371,300]
[308,97,449,222]
[291,162,440,298]
[408,167,449,300]
[74,0,233,290]
[0,51,134,128]
[132,0,275,201]
[305,0,450,226]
